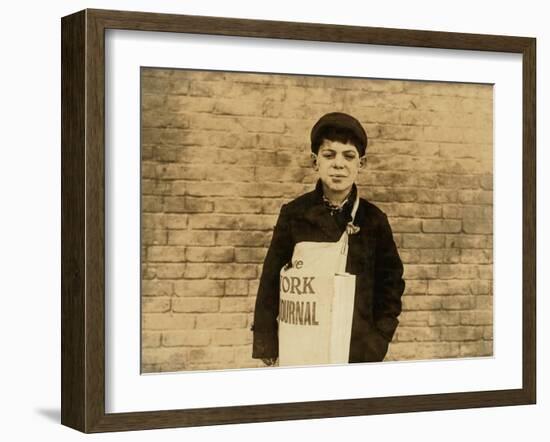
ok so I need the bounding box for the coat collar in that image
[303,180,359,240]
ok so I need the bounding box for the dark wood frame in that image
[61,8,536,433]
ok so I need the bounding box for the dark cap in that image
[310,112,368,156]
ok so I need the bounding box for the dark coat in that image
[252,181,405,363]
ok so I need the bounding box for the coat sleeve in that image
[252,204,294,359]
[373,213,405,342]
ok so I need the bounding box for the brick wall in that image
[140,68,493,372]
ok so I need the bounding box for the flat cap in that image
[310,112,368,155]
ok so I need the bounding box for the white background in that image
[0,0,546,440]
[106,30,523,412]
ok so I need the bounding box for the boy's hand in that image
[262,357,278,367]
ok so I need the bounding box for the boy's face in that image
[314,140,365,196]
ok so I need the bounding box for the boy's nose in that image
[333,155,345,167]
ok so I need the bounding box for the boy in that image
[252,112,405,365]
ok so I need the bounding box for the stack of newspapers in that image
[278,268,356,366]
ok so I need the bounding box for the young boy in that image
[252,112,405,366]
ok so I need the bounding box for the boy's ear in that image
[359,156,367,168]
[311,153,319,171]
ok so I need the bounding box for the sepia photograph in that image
[140,67,493,373]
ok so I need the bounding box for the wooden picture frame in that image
[61,8,536,433]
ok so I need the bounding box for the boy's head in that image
[310,112,367,157]
[310,113,368,198]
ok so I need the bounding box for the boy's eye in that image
[344,154,356,160]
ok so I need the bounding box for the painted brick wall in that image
[140,68,493,372]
